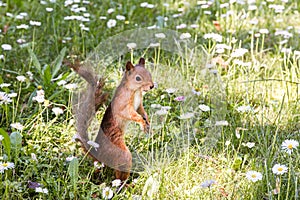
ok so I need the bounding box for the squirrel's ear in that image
[126,61,134,71]
[138,58,145,67]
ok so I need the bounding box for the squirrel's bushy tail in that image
[68,61,132,175]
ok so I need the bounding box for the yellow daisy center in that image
[251,174,257,178]
[278,167,283,172]
[287,144,293,149]
[2,163,8,167]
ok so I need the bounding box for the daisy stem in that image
[285,156,292,200]
[14,82,22,122]
[79,146,93,166]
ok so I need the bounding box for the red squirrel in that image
[67,58,154,181]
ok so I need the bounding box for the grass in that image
[0,0,300,199]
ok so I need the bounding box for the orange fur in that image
[67,58,153,180]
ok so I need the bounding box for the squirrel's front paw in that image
[144,123,150,133]
[140,122,150,133]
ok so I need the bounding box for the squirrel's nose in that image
[150,85,154,89]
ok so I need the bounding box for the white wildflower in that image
[155,33,166,39]
[46,7,54,12]
[231,48,248,57]
[35,187,48,194]
[10,122,24,131]
[1,44,12,51]
[176,23,187,29]
[199,104,210,112]
[149,43,160,48]
[165,88,176,94]
[66,156,77,162]
[155,109,168,115]
[107,19,117,28]
[245,171,263,182]
[0,83,11,88]
[259,29,269,34]
[116,15,125,20]
[203,33,222,42]
[64,83,77,90]
[16,75,26,82]
[52,107,64,116]
[94,161,105,169]
[242,142,255,148]
[102,187,113,199]
[179,112,194,119]
[29,20,42,26]
[112,179,122,187]
[180,32,191,40]
[57,80,67,86]
[16,24,29,29]
[107,8,115,14]
[87,140,99,149]
[127,42,137,50]
[236,105,251,112]
[272,164,288,175]
[215,120,229,126]
[0,92,12,104]
[281,139,299,154]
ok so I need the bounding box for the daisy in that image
[87,140,100,149]
[180,32,191,40]
[0,135,4,141]
[10,122,24,131]
[272,164,288,175]
[35,187,48,194]
[281,139,299,154]
[102,187,113,199]
[116,15,125,20]
[199,104,210,112]
[64,83,77,90]
[33,89,45,103]
[29,20,42,26]
[165,88,176,94]
[66,156,77,162]
[179,112,194,119]
[155,33,166,39]
[94,161,105,169]
[203,33,222,42]
[0,92,12,104]
[16,24,29,29]
[1,44,12,51]
[107,8,115,14]
[0,162,15,171]
[245,171,263,182]
[200,179,216,188]
[231,48,248,57]
[16,75,26,82]
[112,179,122,187]
[155,109,168,116]
[236,105,251,113]
[52,107,64,116]
[127,42,137,50]
[215,120,229,126]
[0,83,10,88]
[107,19,116,28]
[57,80,67,86]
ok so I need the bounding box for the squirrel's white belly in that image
[133,91,141,111]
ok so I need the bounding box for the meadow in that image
[0,0,300,199]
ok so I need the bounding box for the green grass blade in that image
[0,128,11,160]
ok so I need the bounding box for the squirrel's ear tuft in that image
[138,58,145,67]
[126,61,134,71]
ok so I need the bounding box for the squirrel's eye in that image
[135,76,142,81]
